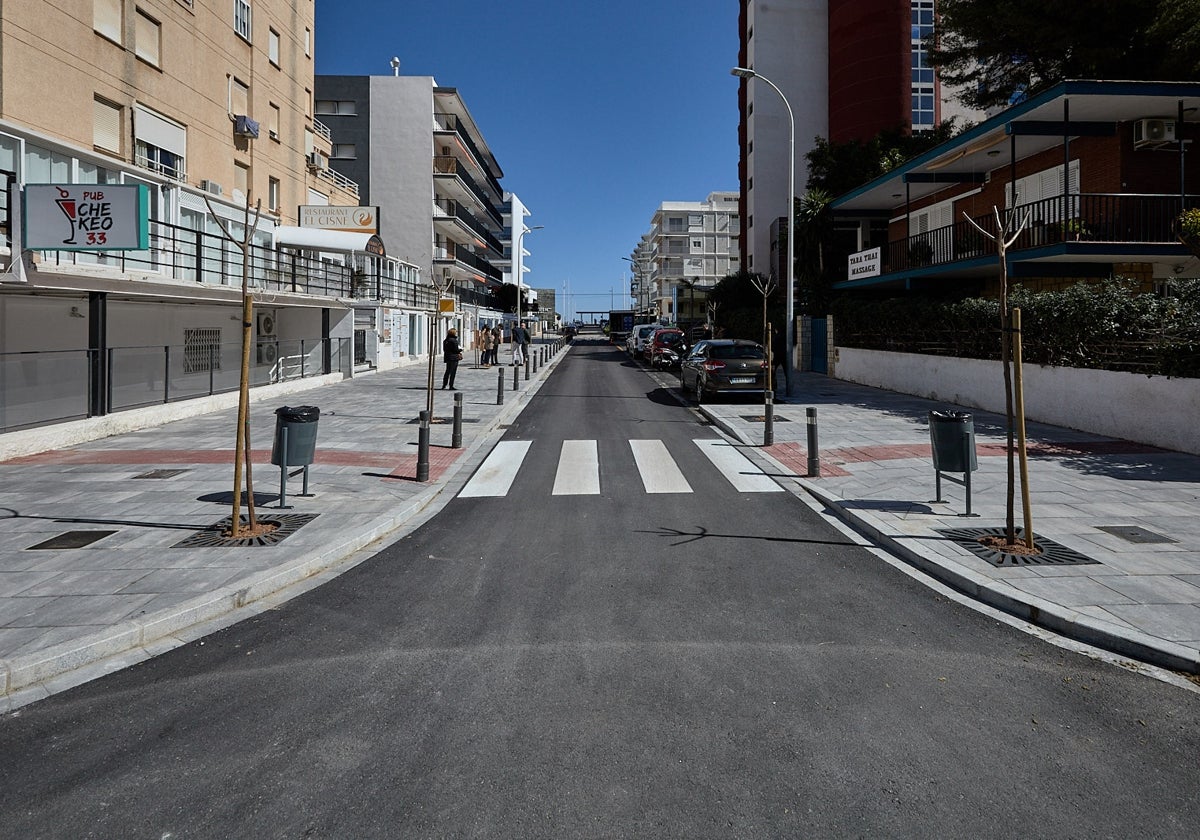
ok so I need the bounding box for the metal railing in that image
[433,113,505,203]
[881,193,1200,274]
[0,337,350,433]
[433,242,503,282]
[312,119,333,141]
[432,156,503,226]
[433,198,504,255]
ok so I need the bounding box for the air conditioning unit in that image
[257,311,277,338]
[199,179,223,196]
[233,115,260,139]
[306,151,328,171]
[1134,118,1177,149]
[256,341,279,366]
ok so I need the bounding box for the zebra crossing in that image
[459,438,784,498]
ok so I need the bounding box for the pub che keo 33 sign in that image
[23,184,150,250]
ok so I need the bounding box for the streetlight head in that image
[524,225,544,233]
[731,67,756,79]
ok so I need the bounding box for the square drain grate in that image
[938,527,1100,568]
[28,530,118,550]
[172,513,318,548]
[133,468,190,479]
[1095,525,1177,544]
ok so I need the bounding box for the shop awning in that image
[273,226,385,256]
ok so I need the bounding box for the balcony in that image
[843,193,1199,287]
[433,113,505,203]
[433,198,504,255]
[433,156,503,227]
[433,241,502,283]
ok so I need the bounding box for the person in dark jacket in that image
[441,327,462,389]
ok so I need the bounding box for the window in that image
[234,0,251,42]
[331,144,356,159]
[268,176,280,211]
[304,88,311,118]
[234,161,249,197]
[304,27,311,57]
[184,329,222,374]
[667,216,684,232]
[94,0,122,43]
[93,97,122,153]
[268,28,280,66]
[24,144,71,182]
[134,105,187,181]
[231,78,249,116]
[135,9,161,67]
[268,102,280,140]
[314,100,356,115]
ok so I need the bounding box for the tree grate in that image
[172,513,318,548]
[937,527,1100,568]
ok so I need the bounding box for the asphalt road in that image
[2,338,1198,839]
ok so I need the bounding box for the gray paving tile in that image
[20,569,154,597]
[1102,604,1200,642]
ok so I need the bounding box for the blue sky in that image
[315,0,740,320]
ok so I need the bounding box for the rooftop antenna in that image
[390,57,400,76]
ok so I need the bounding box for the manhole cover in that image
[28,530,118,550]
[133,469,190,479]
[740,414,790,423]
[1095,525,1177,544]
[938,527,1100,568]
[172,513,318,548]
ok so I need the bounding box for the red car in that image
[646,328,687,368]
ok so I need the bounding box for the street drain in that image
[172,513,318,548]
[133,469,190,479]
[27,530,118,550]
[740,414,791,423]
[937,527,1100,568]
[1096,525,1177,544]
[406,417,480,425]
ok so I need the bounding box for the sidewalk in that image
[1,349,1197,710]
[0,341,565,709]
[701,373,1200,677]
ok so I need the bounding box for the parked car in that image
[647,328,687,368]
[679,339,768,403]
[626,323,660,357]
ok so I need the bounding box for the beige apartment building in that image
[0,1,435,434]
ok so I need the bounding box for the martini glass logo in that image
[54,186,78,245]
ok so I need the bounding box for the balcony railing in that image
[312,119,332,142]
[880,193,1200,274]
[433,156,503,227]
[434,198,504,255]
[433,113,505,203]
[33,219,428,304]
[433,242,503,282]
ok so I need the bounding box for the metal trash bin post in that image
[272,405,320,508]
[929,410,979,517]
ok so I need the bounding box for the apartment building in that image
[735,1,979,278]
[313,74,515,322]
[635,192,740,328]
[0,0,437,434]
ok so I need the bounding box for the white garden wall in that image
[834,347,1200,455]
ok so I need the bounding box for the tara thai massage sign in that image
[23,184,149,250]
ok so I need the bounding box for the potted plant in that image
[1059,218,1091,241]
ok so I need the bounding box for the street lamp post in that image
[514,224,543,337]
[732,66,795,396]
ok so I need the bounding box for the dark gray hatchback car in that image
[679,339,767,403]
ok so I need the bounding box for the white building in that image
[634,192,741,329]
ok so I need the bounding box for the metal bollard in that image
[806,407,820,477]
[524,355,530,380]
[512,363,519,391]
[416,410,430,482]
[497,366,505,404]
[533,353,538,374]
[452,392,463,448]
[763,392,774,446]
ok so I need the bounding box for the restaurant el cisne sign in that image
[299,205,380,234]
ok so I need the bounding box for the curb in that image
[0,341,573,707]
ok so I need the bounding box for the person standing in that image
[480,323,494,367]
[511,320,530,366]
[492,324,504,366]
[441,327,462,389]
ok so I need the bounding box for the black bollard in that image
[524,355,530,380]
[764,391,774,447]
[497,366,505,404]
[806,407,820,477]
[512,363,519,391]
[417,410,430,482]
[452,392,463,449]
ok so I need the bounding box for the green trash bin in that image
[929,410,977,473]
[272,405,320,467]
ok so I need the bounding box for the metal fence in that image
[0,337,349,433]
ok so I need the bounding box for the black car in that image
[679,339,768,402]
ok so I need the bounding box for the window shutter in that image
[94,0,121,42]
[135,11,159,66]
[93,98,122,153]
[232,80,249,117]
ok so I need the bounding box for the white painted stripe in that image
[694,438,783,493]
[552,439,600,495]
[630,439,693,494]
[459,440,533,497]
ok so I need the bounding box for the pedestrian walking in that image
[481,324,495,367]
[441,327,462,389]
[511,321,529,366]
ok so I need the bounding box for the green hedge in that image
[830,280,1200,378]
